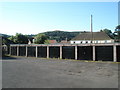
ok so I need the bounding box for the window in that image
[105,40,107,43]
[96,41,98,43]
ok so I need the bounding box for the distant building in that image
[70,32,114,44]
[60,40,70,44]
[27,37,35,44]
[28,39,32,44]
[48,40,57,44]
[60,38,70,44]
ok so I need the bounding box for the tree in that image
[8,36,15,42]
[2,36,14,45]
[44,40,50,44]
[2,36,15,57]
[114,25,120,42]
[44,31,80,42]
[116,25,120,29]
[100,29,114,39]
[8,33,29,44]
[34,34,48,44]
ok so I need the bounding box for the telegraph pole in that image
[91,15,93,32]
[91,15,93,43]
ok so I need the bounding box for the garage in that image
[38,46,47,58]
[77,46,92,60]
[11,46,17,56]
[49,46,60,58]
[62,46,75,59]
[19,46,26,56]
[27,46,36,57]
[95,46,113,61]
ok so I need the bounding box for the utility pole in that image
[91,15,93,33]
[91,15,93,43]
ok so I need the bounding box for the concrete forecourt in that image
[2,56,119,88]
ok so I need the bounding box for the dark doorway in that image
[77,46,93,60]
[11,46,17,56]
[95,46,113,61]
[62,46,75,59]
[27,46,36,57]
[49,46,60,58]
[38,46,47,58]
[19,46,26,56]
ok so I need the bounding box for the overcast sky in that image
[0,1,118,35]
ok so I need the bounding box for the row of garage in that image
[9,45,120,62]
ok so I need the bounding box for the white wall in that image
[70,40,114,44]
[106,40,114,43]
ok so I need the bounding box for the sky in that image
[0,2,118,35]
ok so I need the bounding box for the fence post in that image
[113,45,117,62]
[36,46,38,58]
[17,46,19,56]
[60,46,62,59]
[47,46,49,58]
[75,46,77,60]
[93,46,95,61]
[26,46,28,57]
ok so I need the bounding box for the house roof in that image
[49,40,57,44]
[60,40,70,44]
[71,32,113,40]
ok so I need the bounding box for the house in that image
[60,38,70,44]
[48,40,57,44]
[70,32,114,44]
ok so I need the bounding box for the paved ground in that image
[2,56,119,88]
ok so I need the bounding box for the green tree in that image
[114,25,120,42]
[116,25,120,29]
[8,35,15,42]
[100,29,114,38]
[2,36,14,45]
[44,31,80,42]
[34,34,48,44]
[44,40,50,44]
[8,33,29,44]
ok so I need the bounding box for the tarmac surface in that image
[2,56,119,88]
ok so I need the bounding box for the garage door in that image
[11,46,17,56]
[62,46,75,59]
[49,46,60,58]
[38,46,47,58]
[27,46,36,57]
[19,46,26,56]
[77,46,92,60]
[95,46,113,61]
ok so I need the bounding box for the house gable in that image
[71,32,114,44]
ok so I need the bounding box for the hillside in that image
[43,30,81,42]
[1,31,84,44]
[0,33,11,38]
